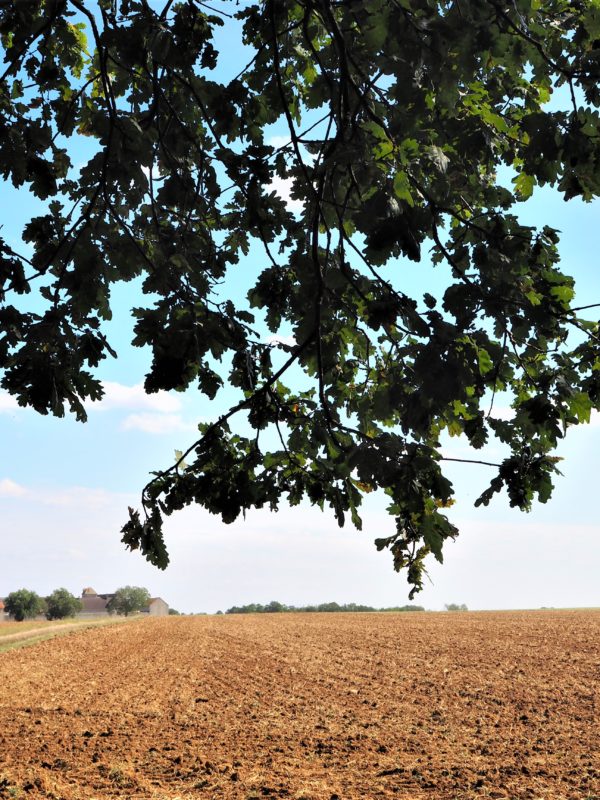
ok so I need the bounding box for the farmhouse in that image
[0,589,169,619]
[80,588,169,617]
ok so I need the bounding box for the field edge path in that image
[0,617,129,650]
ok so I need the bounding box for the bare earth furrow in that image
[0,611,599,799]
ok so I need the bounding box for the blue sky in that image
[1,6,599,613]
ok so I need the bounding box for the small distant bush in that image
[4,589,45,621]
[168,608,180,615]
[45,588,82,620]
[445,603,468,612]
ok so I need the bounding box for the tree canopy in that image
[4,589,45,621]
[45,587,83,619]
[1,0,599,595]
[106,585,151,616]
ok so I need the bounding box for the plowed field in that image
[1,611,599,800]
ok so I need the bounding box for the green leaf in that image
[568,392,592,424]
[421,515,444,563]
[514,172,536,200]
[393,170,414,205]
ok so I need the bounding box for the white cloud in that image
[121,412,197,435]
[0,478,26,497]
[268,175,304,213]
[487,405,514,421]
[488,406,600,427]
[2,383,184,417]
[265,333,296,348]
[268,135,293,151]
[92,381,182,414]
[266,134,311,213]
[88,383,198,436]
[0,391,19,414]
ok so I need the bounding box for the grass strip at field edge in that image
[0,617,133,654]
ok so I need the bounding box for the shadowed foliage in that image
[1,0,599,594]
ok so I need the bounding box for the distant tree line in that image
[225,601,425,615]
[3,585,157,621]
[2,588,83,622]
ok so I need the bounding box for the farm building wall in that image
[80,592,111,615]
[144,598,169,616]
[78,590,169,616]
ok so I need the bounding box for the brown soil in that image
[0,611,599,799]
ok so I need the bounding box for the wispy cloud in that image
[38,485,129,509]
[0,392,19,414]
[268,135,293,151]
[0,479,123,508]
[121,412,197,435]
[0,478,27,497]
[0,479,130,509]
[2,383,197,436]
